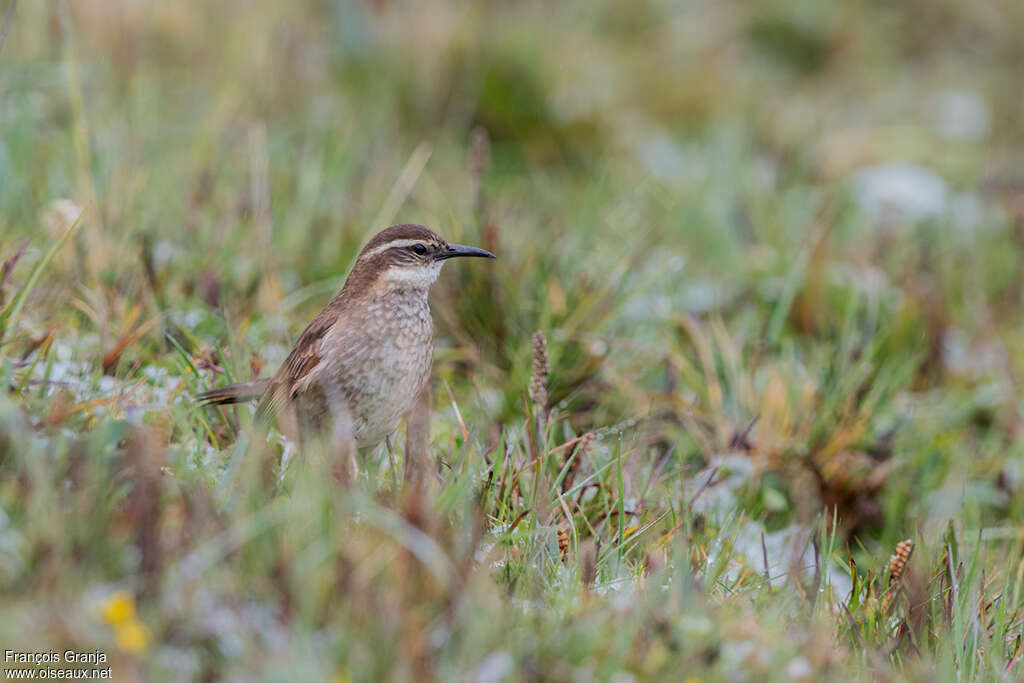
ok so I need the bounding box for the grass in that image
[2,0,1024,680]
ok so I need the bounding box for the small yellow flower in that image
[623,523,639,537]
[114,619,150,655]
[683,678,702,683]
[100,591,135,625]
[332,673,352,683]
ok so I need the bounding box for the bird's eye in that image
[411,243,427,255]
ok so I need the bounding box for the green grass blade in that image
[0,205,87,345]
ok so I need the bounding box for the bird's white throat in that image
[381,261,443,288]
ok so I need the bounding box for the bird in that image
[196,224,495,463]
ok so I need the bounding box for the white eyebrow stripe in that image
[360,239,428,259]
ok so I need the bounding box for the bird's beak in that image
[436,244,496,260]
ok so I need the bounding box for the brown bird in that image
[197,224,494,459]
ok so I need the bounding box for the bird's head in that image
[350,224,495,291]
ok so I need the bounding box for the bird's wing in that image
[255,309,336,422]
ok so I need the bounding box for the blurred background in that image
[3,0,1024,680]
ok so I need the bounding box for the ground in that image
[2,1,1024,680]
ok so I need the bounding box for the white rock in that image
[786,656,813,680]
[851,162,948,221]
[927,90,990,142]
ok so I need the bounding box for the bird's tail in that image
[195,378,272,406]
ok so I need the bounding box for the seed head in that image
[529,330,549,409]
[887,539,914,586]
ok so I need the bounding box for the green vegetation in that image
[2,1,1024,680]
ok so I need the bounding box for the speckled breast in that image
[341,292,434,450]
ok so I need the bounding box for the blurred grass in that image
[2,0,1024,680]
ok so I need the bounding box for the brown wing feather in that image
[254,308,336,422]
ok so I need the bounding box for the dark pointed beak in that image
[436,244,496,261]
